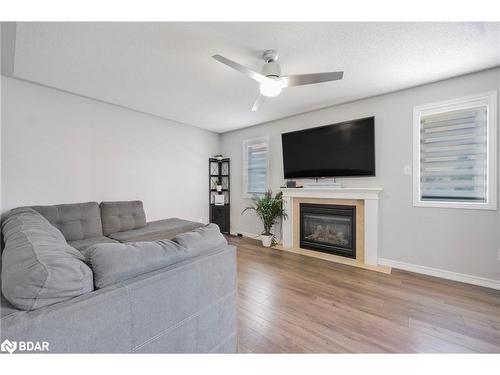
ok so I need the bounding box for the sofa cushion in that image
[85,224,225,288]
[1,208,94,311]
[108,218,204,243]
[1,293,19,318]
[100,201,147,236]
[68,236,120,251]
[30,202,103,241]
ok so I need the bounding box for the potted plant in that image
[242,190,287,247]
[214,154,224,161]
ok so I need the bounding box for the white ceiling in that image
[6,22,500,133]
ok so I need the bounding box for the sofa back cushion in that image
[85,224,225,288]
[100,201,147,236]
[30,202,103,241]
[1,208,94,311]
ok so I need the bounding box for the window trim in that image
[413,91,497,210]
[242,136,270,199]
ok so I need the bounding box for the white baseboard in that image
[378,258,500,291]
[231,231,500,291]
[229,230,261,240]
[229,230,284,245]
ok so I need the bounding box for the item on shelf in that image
[214,195,225,206]
[286,180,297,188]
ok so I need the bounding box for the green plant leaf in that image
[241,189,287,236]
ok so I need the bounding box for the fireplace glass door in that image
[300,203,356,258]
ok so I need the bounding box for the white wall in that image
[1,77,219,222]
[221,67,500,281]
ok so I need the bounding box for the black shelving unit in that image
[209,158,230,233]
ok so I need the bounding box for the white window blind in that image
[243,137,269,197]
[420,107,487,202]
[413,91,497,210]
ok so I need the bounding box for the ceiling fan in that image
[212,49,343,111]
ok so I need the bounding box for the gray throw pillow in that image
[100,200,147,235]
[1,208,94,311]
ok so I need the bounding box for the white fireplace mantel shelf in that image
[281,187,383,200]
[280,187,385,271]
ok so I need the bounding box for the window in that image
[243,136,269,198]
[413,92,497,209]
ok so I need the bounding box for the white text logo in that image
[1,339,49,354]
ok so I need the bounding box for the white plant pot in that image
[216,185,222,192]
[261,235,273,247]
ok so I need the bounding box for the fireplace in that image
[300,203,356,258]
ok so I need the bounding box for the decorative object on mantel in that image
[302,177,342,188]
[242,190,288,247]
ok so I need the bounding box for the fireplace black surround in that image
[300,203,356,258]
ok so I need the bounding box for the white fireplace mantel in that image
[280,187,383,267]
[281,187,383,200]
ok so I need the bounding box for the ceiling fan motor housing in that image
[262,61,281,78]
[262,49,281,78]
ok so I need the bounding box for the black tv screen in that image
[281,117,375,179]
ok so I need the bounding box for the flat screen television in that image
[281,116,375,179]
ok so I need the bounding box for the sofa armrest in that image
[0,244,237,353]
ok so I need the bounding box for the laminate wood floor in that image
[228,236,500,353]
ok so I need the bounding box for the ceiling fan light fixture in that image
[212,50,344,111]
[259,79,282,97]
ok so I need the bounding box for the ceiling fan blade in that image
[251,95,266,112]
[212,54,271,84]
[281,71,344,87]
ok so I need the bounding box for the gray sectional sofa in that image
[0,201,237,353]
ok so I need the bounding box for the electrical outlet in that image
[403,165,412,175]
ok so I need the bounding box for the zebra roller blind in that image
[420,106,488,202]
[243,137,268,196]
